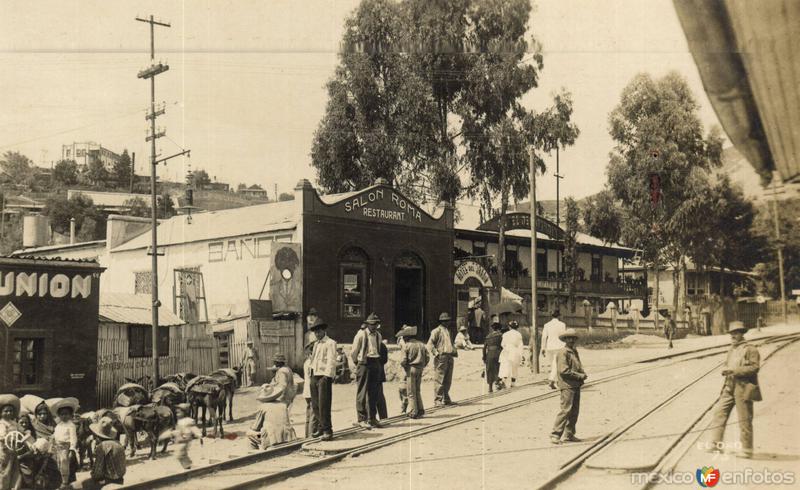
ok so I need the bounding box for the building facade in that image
[62,142,121,170]
[0,257,103,408]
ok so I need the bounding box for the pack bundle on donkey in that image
[151,382,186,410]
[186,376,227,438]
[208,368,240,422]
[112,384,174,459]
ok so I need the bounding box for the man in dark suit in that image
[707,321,762,458]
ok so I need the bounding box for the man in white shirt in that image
[309,317,337,440]
[541,309,566,388]
[350,313,383,428]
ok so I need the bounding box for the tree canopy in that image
[53,159,79,187]
[112,149,133,189]
[0,151,33,185]
[311,0,578,212]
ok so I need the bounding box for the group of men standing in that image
[301,309,457,440]
[302,306,762,460]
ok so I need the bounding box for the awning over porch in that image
[99,292,184,327]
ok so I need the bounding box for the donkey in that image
[208,368,240,422]
[117,404,174,459]
[186,376,227,438]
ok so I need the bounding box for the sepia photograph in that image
[0,0,798,488]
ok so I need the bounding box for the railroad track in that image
[119,331,800,490]
[535,332,800,490]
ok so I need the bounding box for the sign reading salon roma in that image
[308,182,450,230]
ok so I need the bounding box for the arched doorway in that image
[394,252,425,336]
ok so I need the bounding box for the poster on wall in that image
[269,243,302,313]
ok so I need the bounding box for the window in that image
[472,241,486,258]
[505,246,519,276]
[687,274,699,296]
[134,271,153,294]
[13,338,44,386]
[128,325,170,358]
[591,254,602,281]
[340,247,368,319]
[536,249,547,278]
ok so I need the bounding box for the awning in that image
[99,292,184,327]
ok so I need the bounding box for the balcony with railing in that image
[459,256,647,298]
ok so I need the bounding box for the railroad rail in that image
[535,332,800,490]
[119,332,800,489]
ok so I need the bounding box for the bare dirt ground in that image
[69,325,798,489]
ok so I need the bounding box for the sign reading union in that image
[454,260,493,287]
[343,188,423,223]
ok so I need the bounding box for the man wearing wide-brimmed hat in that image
[350,312,383,428]
[399,325,429,418]
[242,340,260,387]
[428,312,457,406]
[86,416,126,488]
[308,318,337,441]
[550,328,587,444]
[707,321,762,458]
[0,393,24,489]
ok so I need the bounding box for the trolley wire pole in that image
[136,15,189,386]
[530,148,540,374]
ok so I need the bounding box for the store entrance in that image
[394,253,425,337]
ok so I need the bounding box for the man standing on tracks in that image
[707,321,761,458]
[309,317,337,441]
[541,309,566,389]
[551,328,587,444]
[399,325,429,419]
[351,313,384,428]
[428,312,457,407]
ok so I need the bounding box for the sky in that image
[0,0,725,202]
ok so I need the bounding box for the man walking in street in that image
[398,325,429,419]
[707,321,761,458]
[551,328,587,444]
[541,309,566,389]
[350,313,383,428]
[428,312,457,406]
[663,310,677,349]
[309,317,336,441]
[242,340,259,387]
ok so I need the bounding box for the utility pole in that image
[136,15,190,386]
[554,147,564,296]
[769,175,788,324]
[130,152,136,193]
[529,149,540,374]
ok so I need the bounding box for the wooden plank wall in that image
[96,322,217,408]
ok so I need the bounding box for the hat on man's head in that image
[559,328,579,341]
[273,354,287,364]
[365,313,381,325]
[552,309,561,318]
[309,317,328,331]
[307,307,318,316]
[0,394,20,414]
[728,321,747,334]
[438,312,452,322]
[90,417,118,441]
[246,340,254,345]
[508,321,519,329]
[490,314,500,325]
[458,325,467,332]
[396,325,418,338]
[47,397,80,418]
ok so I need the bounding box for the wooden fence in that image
[96,322,217,408]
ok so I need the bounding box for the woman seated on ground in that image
[454,326,475,350]
[247,354,297,450]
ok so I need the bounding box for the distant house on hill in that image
[238,185,268,200]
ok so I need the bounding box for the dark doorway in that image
[394,253,425,337]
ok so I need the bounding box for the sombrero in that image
[90,417,118,441]
[46,397,80,417]
[0,394,20,414]
[396,325,418,338]
[558,328,579,341]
